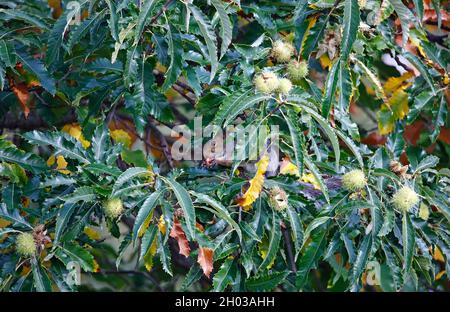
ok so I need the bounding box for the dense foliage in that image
[0,0,449,292]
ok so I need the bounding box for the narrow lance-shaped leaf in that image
[132,190,162,242]
[162,177,196,240]
[296,229,327,289]
[258,212,281,271]
[322,59,340,119]
[340,0,359,61]
[190,4,219,82]
[16,51,56,95]
[211,0,233,59]
[283,108,305,177]
[402,212,415,275]
[161,24,183,92]
[134,0,159,45]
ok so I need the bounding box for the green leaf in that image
[181,264,203,291]
[303,217,330,248]
[283,108,305,177]
[55,243,97,272]
[0,62,4,91]
[382,242,404,291]
[134,0,159,45]
[414,155,439,174]
[258,212,281,271]
[0,142,47,174]
[402,212,415,275]
[0,203,32,229]
[246,271,289,291]
[117,233,132,269]
[191,191,242,242]
[68,11,105,52]
[304,154,329,203]
[407,91,437,124]
[222,93,271,129]
[286,205,304,261]
[340,0,360,61]
[337,63,353,112]
[16,51,56,95]
[31,258,52,292]
[389,0,416,44]
[350,234,372,291]
[211,0,233,59]
[62,186,96,204]
[0,8,49,30]
[403,52,436,95]
[54,203,76,245]
[296,229,327,289]
[161,24,183,92]
[23,131,90,163]
[112,167,150,195]
[133,190,162,242]
[105,0,119,41]
[335,129,363,169]
[190,4,218,82]
[162,177,196,240]
[213,257,236,291]
[290,102,340,170]
[45,13,71,67]
[0,40,16,68]
[322,59,340,119]
[157,231,173,276]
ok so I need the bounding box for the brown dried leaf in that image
[169,216,190,257]
[197,247,214,278]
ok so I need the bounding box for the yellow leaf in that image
[389,88,409,120]
[301,173,321,190]
[62,123,91,148]
[144,239,158,272]
[47,155,71,174]
[138,211,154,238]
[258,235,276,269]
[84,226,101,240]
[48,0,63,19]
[299,16,317,56]
[435,270,446,281]
[157,215,166,235]
[236,154,269,210]
[279,158,300,177]
[383,72,413,94]
[319,54,332,70]
[0,218,11,228]
[110,129,132,149]
[433,246,445,263]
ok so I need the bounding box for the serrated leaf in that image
[286,205,303,261]
[162,177,196,240]
[0,203,32,229]
[55,243,98,272]
[62,186,96,204]
[340,0,359,61]
[191,191,242,242]
[190,4,218,82]
[322,59,340,119]
[389,0,416,44]
[350,234,372,291]
[161,24,183,92]
[105,0,119,41]
[157,231,173,276]
[112,167,149,195]
[23,131,90,164]
[296,229,327,289]
[133,190,162,242]
[258,212,281,271]
[31,258,52,292]
[246,271,289,291]
[0,40,16,68]
[283,108,304,177]
[303,155,329,203]
[211,0,232,59]
[0,143,47,174]
[134,0,159,45]
[54,203,76,245]
[68,11,105,52]
[213,257,235,291]
[402,212,415,275]
[16,51,56,95]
